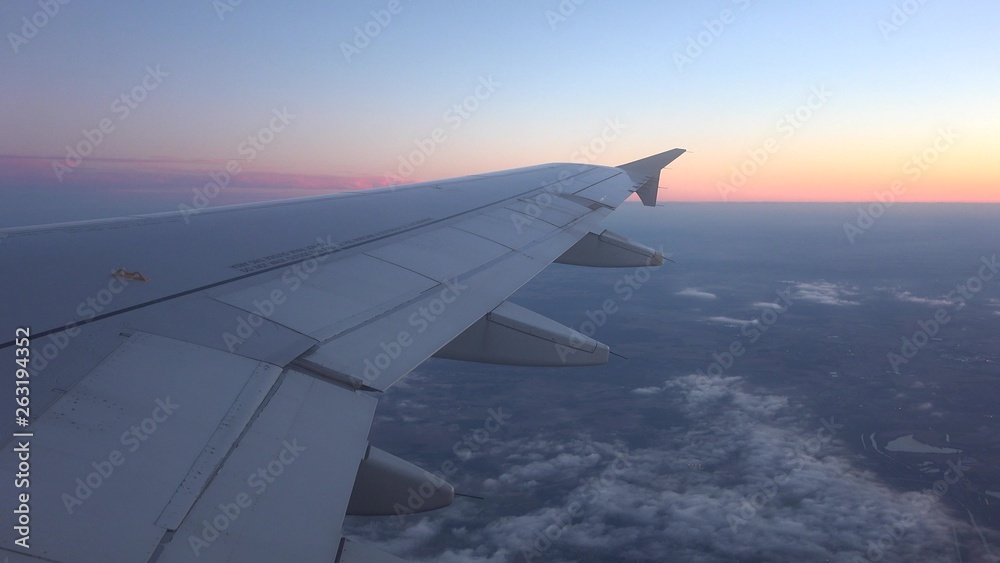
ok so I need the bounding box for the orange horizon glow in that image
[1,153,996,204]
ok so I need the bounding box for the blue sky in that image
[2,0,998,214]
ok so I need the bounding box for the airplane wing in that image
[0,148,684,562]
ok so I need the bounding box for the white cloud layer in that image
[676,288,718,300]
[789,281,860,306]
[890,289,955,308]
[705,316,760,327]
[349,375,996,562]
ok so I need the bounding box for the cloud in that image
[676,288,718,300]
[352,517,446,558]
[348,375,997,561]
[752,302,784,310]
[630,385,665,395]
[890,290,954,308]
[789,281,859,306]
[706,316,759,327]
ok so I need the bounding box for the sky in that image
[2,0,999,218]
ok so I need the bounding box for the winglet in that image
[617,148,686,207]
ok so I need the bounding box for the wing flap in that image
[155,362,282,529]
[155,370,377,562]
[0,333,281,562]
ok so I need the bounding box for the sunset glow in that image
[2,1,997,212]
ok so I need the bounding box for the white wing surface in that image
[0,149,684,562]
